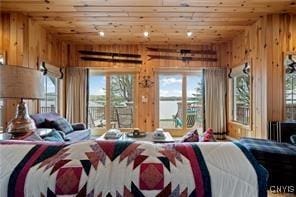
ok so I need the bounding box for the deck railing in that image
[235,105,250,125]
[286,104,296,120]
[40,106,56,113]
[87,106,133,128]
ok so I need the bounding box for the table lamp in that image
[0,65,44,133]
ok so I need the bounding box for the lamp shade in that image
[0,65,44,99]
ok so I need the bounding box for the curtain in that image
[66,68,87,123]
[204,69,227,139]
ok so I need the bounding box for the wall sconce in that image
[228,68,232,78]
[286,54,296,74]
[243,62,250,74]
[139,75,154,88]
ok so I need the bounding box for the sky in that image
[45,76,57,93]
[89,75,106,96]
[159,75,202,97]
[88,74,202,98]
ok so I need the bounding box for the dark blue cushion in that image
[50,118,73,134]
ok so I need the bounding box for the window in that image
[159,75,182,129]
[157,72,204,132]
[88,71,135,129]
[40,75,59,113]
[88,74,106,128]
[0,99,3,132]
[232,70,250,125]
[285,54,296,120]
[110,74,134,129]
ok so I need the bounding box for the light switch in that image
[142,96,148,103]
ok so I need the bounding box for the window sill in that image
[229,121,251,130]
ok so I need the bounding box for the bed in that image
[0,140,267,197]
[239,137,296,188]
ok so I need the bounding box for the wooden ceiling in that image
[1,0,296,45]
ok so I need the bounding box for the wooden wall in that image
[68,44,224,133]
[223,14,296,139]
[0,12,66,129]
[2,11,295,138]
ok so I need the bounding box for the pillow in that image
[42,130,65,142]
[200,128,215,142]
[49,118,74,134]
[42,119,54,128]
[181,129,199,142]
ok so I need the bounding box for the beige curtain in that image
[66,68,87,123]
[204,69,227,139]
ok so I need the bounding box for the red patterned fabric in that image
[140,163,164,190]
[55,167,82,195]
[181,129,199,142]
[2,140,267,197]
[200,128,215,142]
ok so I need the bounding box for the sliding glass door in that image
[157,71,204,134]
[88,73,106,128]
[110,75,134,129]
[88,70,135,130]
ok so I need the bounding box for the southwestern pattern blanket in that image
[0,140,267,197]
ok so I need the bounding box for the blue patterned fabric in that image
[50,118,74,134]
[239,137,296,188]
[42,130,65,142]
[234,141,268,197]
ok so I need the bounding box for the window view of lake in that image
[87,71,204,130]
[159,100,180,119]
[159,74,203,129]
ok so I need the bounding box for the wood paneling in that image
[68,44,222,132]
[1,0,295,45]
[0,12,65,129]
[223,14,296,139]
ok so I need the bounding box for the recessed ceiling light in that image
[144,31,149,37]
[187,31,193,37]
[99,31,105,37]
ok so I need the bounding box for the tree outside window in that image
[285,54,296,120]
[232,74,250,125]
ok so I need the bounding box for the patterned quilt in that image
[239,137,296,187]
[0,140,267,197]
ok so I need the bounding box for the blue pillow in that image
[50,118,73,134]
[43,130,65,142]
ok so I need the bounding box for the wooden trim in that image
[105,74,111,129]
[154,74,160,129]
[89,71,137,130]
[229,120,251,130]
[155,69,204,135]
[228,60,252,129]
[134,73,139,128]
[86,69,89,127]
[282,52,296,121]
[81,67,139,73]
[155,66,224,72]
[182,74,187,132]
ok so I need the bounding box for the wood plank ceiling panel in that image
[1,0,296,45]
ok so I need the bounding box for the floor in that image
[268,191,296,197]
